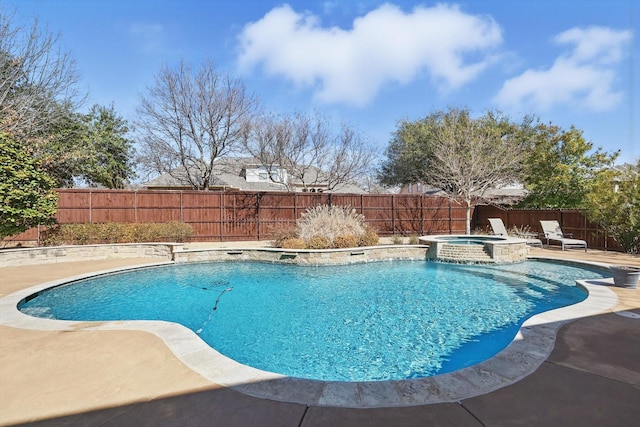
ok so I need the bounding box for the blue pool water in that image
[19,260,606,382]
[439,236,504,245]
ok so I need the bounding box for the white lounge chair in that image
[488,218,509,236]
[539,220,587,252]
[488,218,543,248]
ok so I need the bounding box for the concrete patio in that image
[1,244,638,426]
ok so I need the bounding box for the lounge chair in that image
[488,218,543,248]
[539,220,587,252]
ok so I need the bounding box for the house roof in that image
[144,157,366,193]
[398,182,526,205]
[612,163,639,176]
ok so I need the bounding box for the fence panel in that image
[88,191,137,223]
[360,195,394,233]
[135,191,182,223]
[56,190,92,223]
[474,205,618,251]
[2,189,624,251]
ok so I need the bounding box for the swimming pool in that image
[18,259,607,382]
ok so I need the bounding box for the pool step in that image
[437,244,492,263]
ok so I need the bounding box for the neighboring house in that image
[398,182,526,205]
[399,183,447,196]
[479,183,527,205]
[611,163,639,192]
[144,157,366,194]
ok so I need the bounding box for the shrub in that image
[472,226,490,235]
[281,238,306,249]
[408,234,420,245]
[306,235,331,249]
[154,221,194,242]
[297,205,366,244]
[40,222,194,245]
[40,225,66,246]
[271,205,377,249]
[333,234,358,248]
[391,235,403,245]
[42,223,94,245]
[271,227,299,248]
[358,228,379,246]
[95,223,130,243]
[130,223,154,242]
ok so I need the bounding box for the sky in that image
[3,0,639,165]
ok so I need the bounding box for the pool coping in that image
[0,257,618,408]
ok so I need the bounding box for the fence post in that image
[392,195,396,235]
[559,210,563,230]
[420,195,424,235]
[219,193,224,242]
[257,193,261,241]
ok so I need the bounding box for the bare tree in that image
[0,9,83,140]
[136,60,260,189]
[380,108,530,233]
[244,112,377,192]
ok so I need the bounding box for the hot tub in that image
[420,235,528,263]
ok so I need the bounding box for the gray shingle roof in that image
[144,157,365,193]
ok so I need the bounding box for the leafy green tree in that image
[1,12,133,189]
[379,118,435,186]
[32,103,87,187]
[584,161,639,254]
[0,133,58,239]
[379,107,530,233]
[81,104,136,188]
[28,104,135,188]
[519,123,618,208]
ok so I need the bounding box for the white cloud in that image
[495,26,632,112]
[555,26,631,64]
[237,3,502,106]
[129,22,164,53]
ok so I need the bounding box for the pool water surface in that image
[19,260,606,382]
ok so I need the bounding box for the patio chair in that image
[488,218,509,236]
[488,218,543,248]
[539,220,587,252]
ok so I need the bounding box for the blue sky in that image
[4,0,638,164]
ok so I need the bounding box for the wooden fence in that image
[475,205,619,251]
[6,189,469,245]
[5,189,623,251]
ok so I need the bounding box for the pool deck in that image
[0,243,638,426]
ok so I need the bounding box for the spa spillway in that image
[419,235,528,263]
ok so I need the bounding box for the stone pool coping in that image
[0,243,429,267]
[0,257,618,408]
[0,243,175,267]
[172,244,429,265]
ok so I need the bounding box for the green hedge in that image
[41,222,194,246]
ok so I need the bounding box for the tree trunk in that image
[466,198,472,235]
